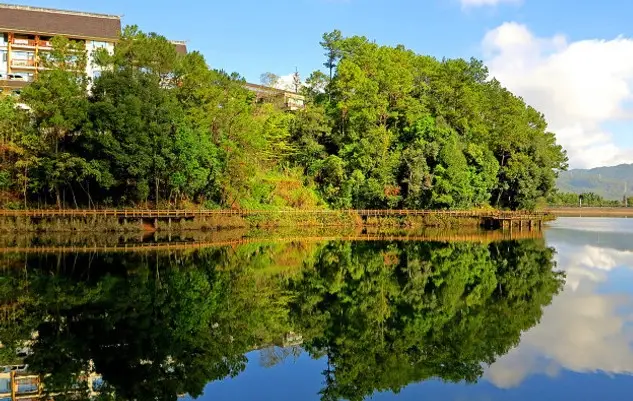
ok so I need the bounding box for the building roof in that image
[245,82,304,98]
[0,3,121,40]
[171,40,187,55]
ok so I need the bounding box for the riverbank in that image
[548,207,633,217]
[0,209,551,233]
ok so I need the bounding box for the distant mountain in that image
[557,164,633,200]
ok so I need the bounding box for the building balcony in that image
[10,59,36,68]
[10,38,54,49]
[0,74,33,89]
[10,38,37,48]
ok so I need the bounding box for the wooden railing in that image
[10,59,36,67]
[0,209,549,220]
[11,38,37,46]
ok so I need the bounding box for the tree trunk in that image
[23,167,28,209]
[55,186,62,209]
[70,186,78,209]
[155,177,159,210]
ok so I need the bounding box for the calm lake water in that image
[0,217,632,400]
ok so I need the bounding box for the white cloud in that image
[263,73,305,93]
[485,241,633,388]
[460,0,521,7]
[483,22,633,168]
[274,73,297,92]
[486,286,633,388]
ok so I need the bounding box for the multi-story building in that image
[0,3,304,115]
[0,3,188,95]
[245,82,306,111]
[0,3,121,94]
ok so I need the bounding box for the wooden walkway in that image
[0,209,549,220]
[0,231,543,254]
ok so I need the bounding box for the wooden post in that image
[34,35,39,77]
[7,32,12,74]
[10,370,15,400]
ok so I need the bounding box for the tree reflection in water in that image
[0,238,564,400]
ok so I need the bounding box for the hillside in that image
[557,164,633,200]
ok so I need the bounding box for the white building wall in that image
[0,32,7,76]
[85,40,115,80]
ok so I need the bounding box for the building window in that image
[12,51,34,60]
[1,51,6,62]
[92,41,109,49]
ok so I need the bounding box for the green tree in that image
[19,36,90,208]
[5,26,568,211]
[321,30,343,80]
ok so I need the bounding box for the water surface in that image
[0,219,631,400]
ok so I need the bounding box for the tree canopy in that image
[0,28,567,210]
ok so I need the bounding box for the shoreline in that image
[548,207,633,217]
[0,209,549,233]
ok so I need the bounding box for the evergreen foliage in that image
[0,28,567,210]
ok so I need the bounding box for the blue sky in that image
[5,0,633,168]
[6,0,631,80]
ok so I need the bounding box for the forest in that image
[0,27,567,211]
[557,163,633,200]
[548,191,630,207]
[0,239,564,400]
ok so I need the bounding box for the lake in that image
[0,217,631,400]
